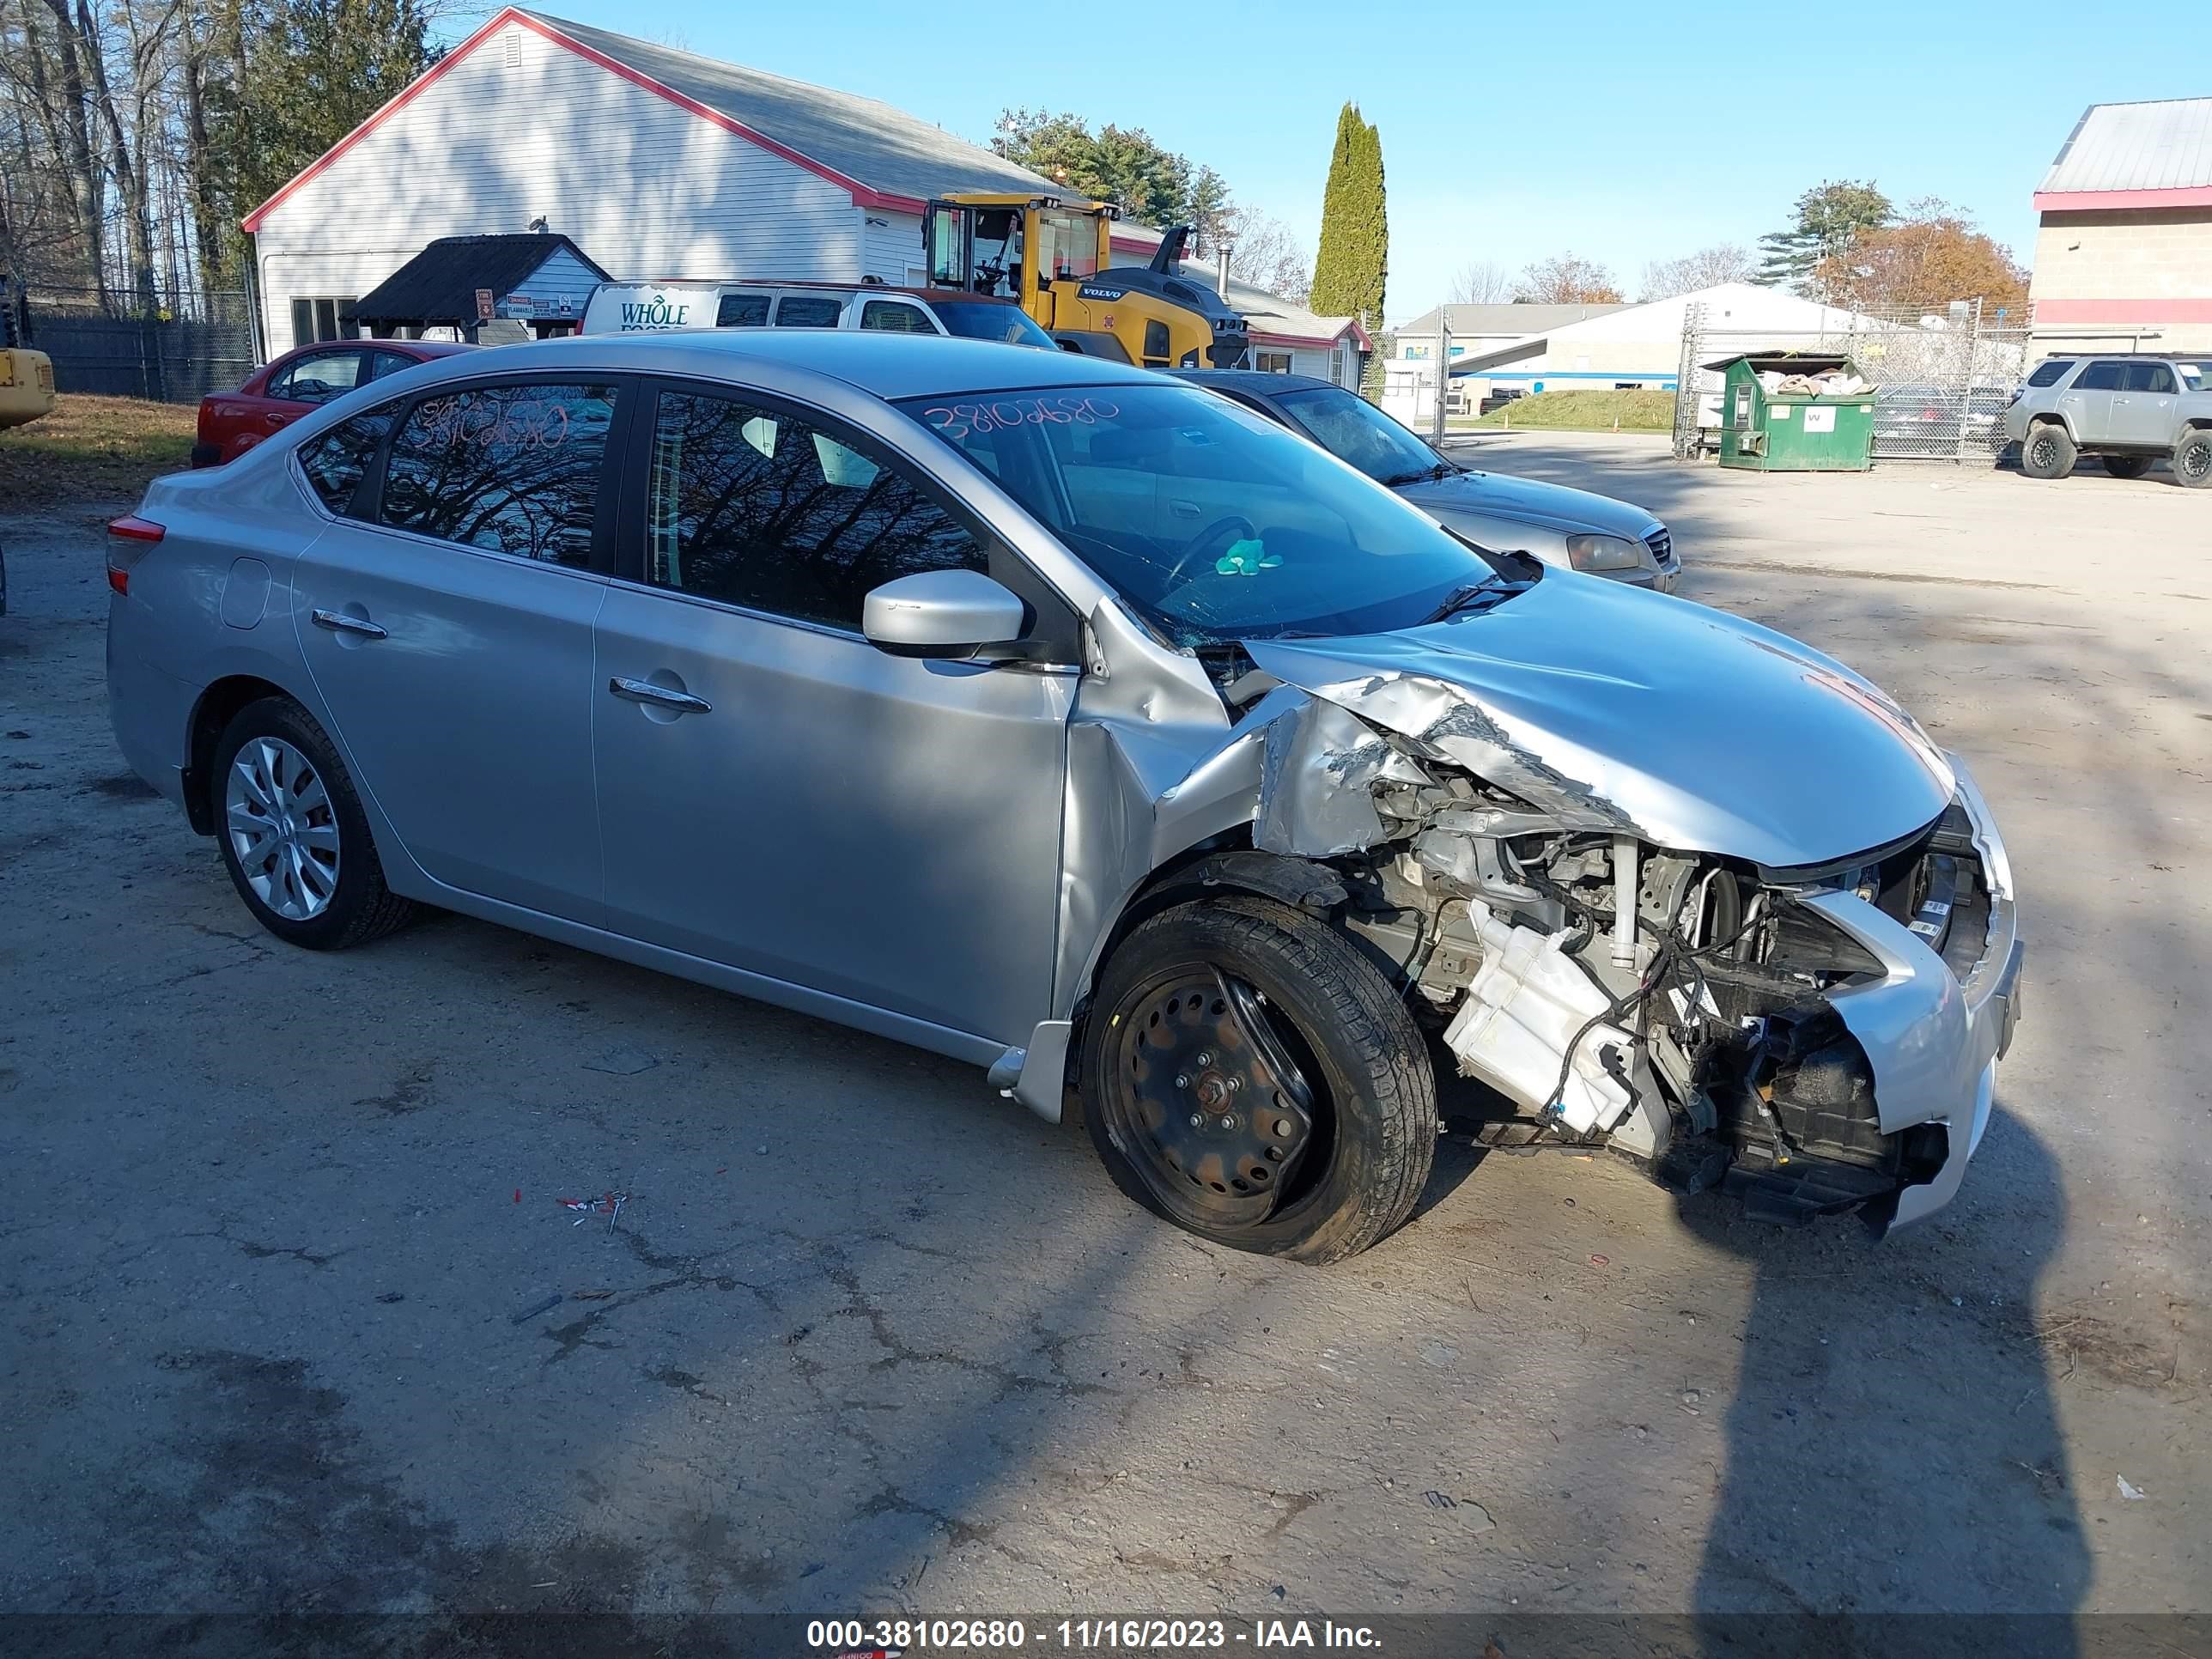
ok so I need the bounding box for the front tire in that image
[2101,454,2152,479]
[1078,896,1435,1264]
[212,696,419,950]
[2020,423,2076,479]
[2175,428,2212,489]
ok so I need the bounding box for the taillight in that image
[106,514,164,596]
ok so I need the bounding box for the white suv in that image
[2004,355,2212,486]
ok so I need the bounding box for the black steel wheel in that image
[1079,896,1435,1264]
[2021,423,2075,479]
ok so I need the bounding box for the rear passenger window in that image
[860,301,933,333]
[2074,362,2125,391]
[715,294,769,327]
[645,391,987,629]
[296,409,393,516]
[2026,360,2073,387]
[379,382,615,567]
[773,295,842,328]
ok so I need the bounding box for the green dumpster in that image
[1708,352,1877,471]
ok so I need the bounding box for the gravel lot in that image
[3,443,2205,1644]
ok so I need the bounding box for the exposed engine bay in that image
[1199,645,2021,1232]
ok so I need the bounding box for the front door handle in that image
[609,676,713,714]
[311,608,387,639]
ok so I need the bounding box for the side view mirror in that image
[861,569,1027,659]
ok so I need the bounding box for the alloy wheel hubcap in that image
[225,737,339,921]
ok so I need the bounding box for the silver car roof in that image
[398,330,1163,403]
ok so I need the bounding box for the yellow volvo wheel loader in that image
[1,278,57,429]
[924,194,1248,370]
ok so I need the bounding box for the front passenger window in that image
[379,382,616,566]
[645,392,988,630]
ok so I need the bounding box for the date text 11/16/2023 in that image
[808,1617,1384,1651]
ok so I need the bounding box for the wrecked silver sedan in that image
[107,331,2022,1263]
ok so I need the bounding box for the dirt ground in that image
[2,438,2206,1650]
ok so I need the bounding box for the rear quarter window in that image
[297,409,395,516]
[2026,360,2074,387]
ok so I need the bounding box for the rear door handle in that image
[609,676,713,714]
[311,608,386,639]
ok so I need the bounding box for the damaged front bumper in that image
[1793,759,2022,1231]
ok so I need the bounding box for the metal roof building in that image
[2028,98,2212,352]
[240,6,1346,374]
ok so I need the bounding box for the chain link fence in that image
[1672,300,2035,466]
[15,287,258,404]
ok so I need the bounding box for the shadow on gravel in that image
[1690,1108,2088,1653]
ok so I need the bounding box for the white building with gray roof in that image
[241,5,1356,374]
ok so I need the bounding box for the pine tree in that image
[1755,181,1893,295]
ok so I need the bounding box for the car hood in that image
[1241,574,1955,871]
[1395,469,1662,540]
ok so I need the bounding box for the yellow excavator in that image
[924,193,1248,370]
[1,277,57,429]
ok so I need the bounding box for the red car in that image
[191,339,473,467]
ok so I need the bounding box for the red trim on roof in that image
[2033,297,2212,324]
[2035,185,2212,211]
[242,7,925,231]
[241,9,514,231]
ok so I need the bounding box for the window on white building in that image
[1256,351,1294,374]
[290,297,357,347]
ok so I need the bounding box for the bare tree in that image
[1449,259,1509,304]
[1220,206,1311,306]
[1638,242,1755,301]
[1511,253,1622,305]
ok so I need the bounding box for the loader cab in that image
[925,193,1249,372]
[926,195,1111,306]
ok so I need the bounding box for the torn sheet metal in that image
[1242,573,1957,869]
[1252,695,1426,858]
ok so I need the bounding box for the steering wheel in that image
[1159,515,1259,592]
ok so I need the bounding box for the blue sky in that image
[507,0,2210,324]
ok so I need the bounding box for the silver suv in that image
[2004,354,2212,485]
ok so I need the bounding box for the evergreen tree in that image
[1755,180,1893,295]
[1310,103,1386,343]
[216,0,437,221]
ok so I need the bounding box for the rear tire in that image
[2175,428,2212,489]
[212,696,419,951]
[2020,423,2075,479]
[1078,896,1435,1265]
[2101,454,2152,479]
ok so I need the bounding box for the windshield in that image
[1275,384,1449,486]
[896,383,1515,647]
[930,301,1058,350]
